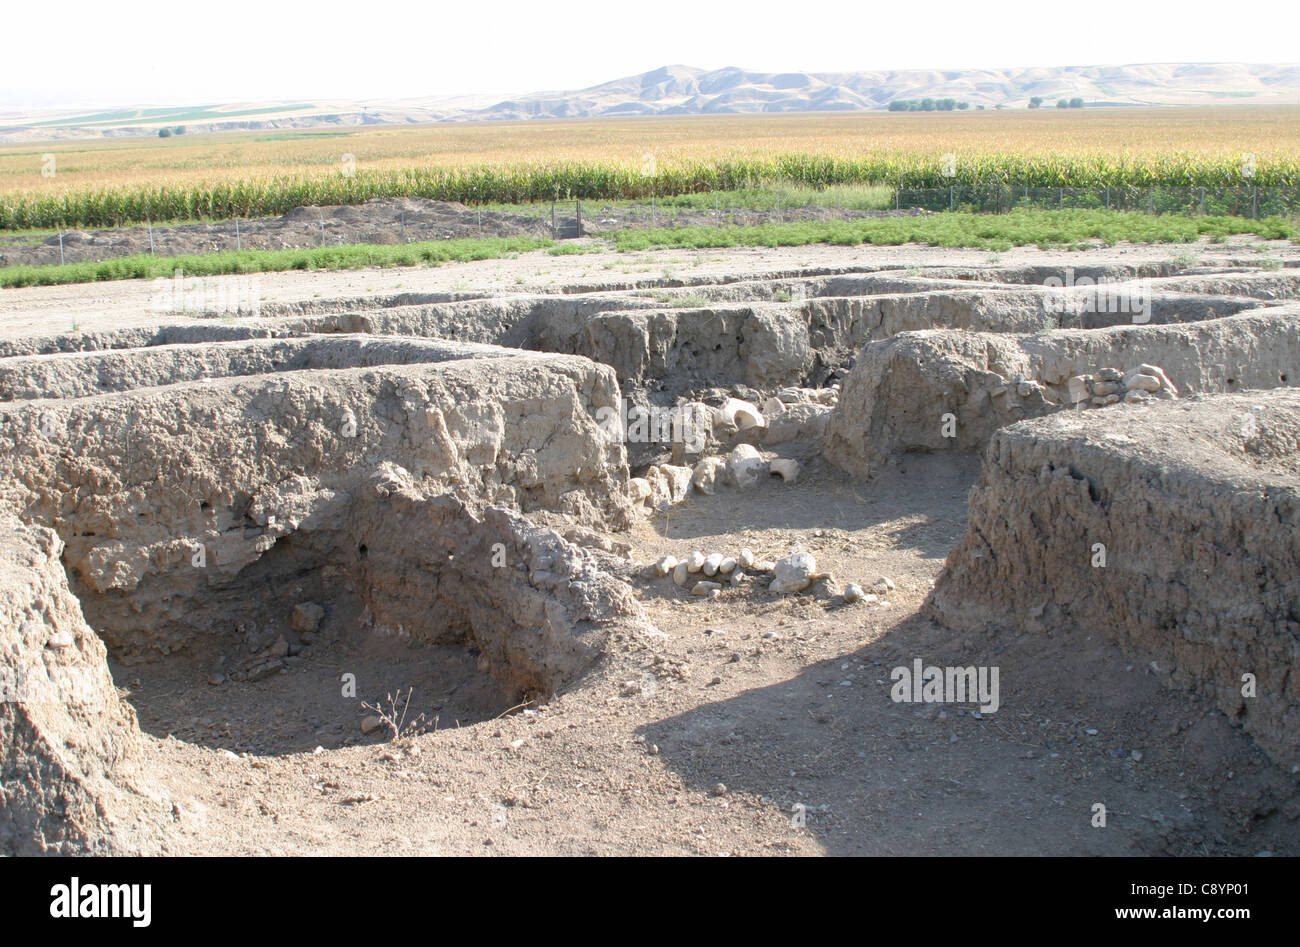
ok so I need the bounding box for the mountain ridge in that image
[4,61,1298,142]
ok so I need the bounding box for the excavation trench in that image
[4,256,1300,853]
[100,492,619,755]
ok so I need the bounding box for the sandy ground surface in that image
[114,454,1299,856]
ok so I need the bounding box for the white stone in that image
[763,396,786,415]
[769,458,800,482]
[672,562,689,586]
[691,456,727,495]
[703,553,723,576]
[726,443,767,489]
[655,464,694,503]
[1126,373,1162,393]
[686,551,705,573]
[1125,363,1178,397]
[653,554,678,577]
[628,477,652,502]
[692,580,723,597]
[871,576,895,596]
[739,548,755,569]
[718,556,737,575]
[1067,374,1092,404]
[770,552,817,594]
[843,583,865,603]
[721,397,766,430]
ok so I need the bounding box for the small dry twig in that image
[361,687,430,743]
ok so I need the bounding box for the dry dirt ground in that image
[3,238,1293,336]
[4,238,1299,856]
[116,452,1299,856]
[0,197,922,268]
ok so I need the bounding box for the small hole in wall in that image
[358,544,368,560]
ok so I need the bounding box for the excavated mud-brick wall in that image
[926,390,1300,768]
[0,352,631,661]
[824,307,1300,478]
[0,519,146,854]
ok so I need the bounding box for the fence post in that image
[58,229,64,265]
[1253,186,1258,219]
[1105,187,1110,210]
[949,185,954,213]
[576,201,582,236]
[1200,187,1206,216]
[148,221,155,255]
[319,218,326,246]
[895,189,900,211]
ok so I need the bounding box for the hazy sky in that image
[3,0,1297,110]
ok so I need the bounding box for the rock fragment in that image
[691,456,727,495]
[727,444,767,489]
[769,458,800,482]
[770,553,817,594]
[720,397,766,430]
[652,554,678,577]
[292,602,325,634]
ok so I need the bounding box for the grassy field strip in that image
[2,210,1296,289]
[0,236,552,288]
[609,210,1300,253]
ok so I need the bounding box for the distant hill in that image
[4,61,1299,142]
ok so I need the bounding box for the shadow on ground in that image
[637,609,1300,856]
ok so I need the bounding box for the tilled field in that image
[0,198,552,268]
[0,196,924,268]
[2,240,1298,855]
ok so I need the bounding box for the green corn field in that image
[3,153,1298,231]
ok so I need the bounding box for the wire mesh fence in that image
[894,185,1300,217]
[515,185,1300,241]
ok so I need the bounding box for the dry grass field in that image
[5,107,1299,197]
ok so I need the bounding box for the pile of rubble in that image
[1067,363,1179,407]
